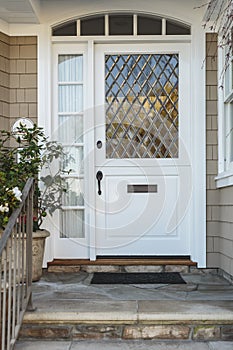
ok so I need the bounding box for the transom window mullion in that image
[77,20,81,36]
[162,18,166,35]
[133,14,137,36]
[105,15,109,36]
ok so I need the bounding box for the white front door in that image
[52,41,192,259]
[94,43,191,256]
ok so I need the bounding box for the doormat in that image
[91,272,186,284]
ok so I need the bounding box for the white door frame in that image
[45,34,206,265]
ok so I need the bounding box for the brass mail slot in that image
[127,184,158,193]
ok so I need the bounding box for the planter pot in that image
[0,229,50,282]
[32,229,50,281]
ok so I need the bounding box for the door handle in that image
[96,171,103,195]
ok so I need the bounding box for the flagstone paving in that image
[30,269,233,304]
[15,269,233,346]
[14,340,233,349]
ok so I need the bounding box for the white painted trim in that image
[105,15,109,36]
[189,24,206,268]
[37,25,54,265]
[41,6,195,29]
[162,18,166,35]
[86,40,96,260]
[29,0,41,23]
[51,35,191,44]
[216,38,233,188]
[9,23,40,36]
[77,20,81,36]
[0,22,40,36]
[216,171,233,188]
[0,19,9,34]
[38,25,52,135]
[218,44,225,175]
[133,14,137,36]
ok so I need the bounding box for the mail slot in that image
[127,184,158,193]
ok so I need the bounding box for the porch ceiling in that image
[0,0,210,25]
[0,0,39,24]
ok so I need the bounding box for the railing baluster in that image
[12,228,17,342]
[21,211,25,309]
[2,248,7,349]
[0,178,34,350]
[0,247,2,347]
[16,222,21,326]
[7,237,12,350]
[26,186,33,311]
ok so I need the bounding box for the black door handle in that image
[96,171,103,195]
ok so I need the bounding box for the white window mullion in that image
[77,20,81,36]
[105,15,109,36]
[133,14,137,36]
[162,18,166,35]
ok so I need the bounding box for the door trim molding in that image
[40,30,205,266]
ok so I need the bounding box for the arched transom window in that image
[52,13,191,36]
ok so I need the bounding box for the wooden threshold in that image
[48,258,197,267]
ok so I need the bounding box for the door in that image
[94,43,191,256]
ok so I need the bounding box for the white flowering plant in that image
[0,124,72,231]
[0,172,22,228]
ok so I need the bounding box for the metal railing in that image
[0,178,34,350]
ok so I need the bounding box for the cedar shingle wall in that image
[206,33,220,268]
[9,36,37,125]
[0,33,37,132]
[206,33,233,278]
[0,32,10,130]
[218,187,233,275]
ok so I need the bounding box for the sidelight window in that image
[57,54,85,238]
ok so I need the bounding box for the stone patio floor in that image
[14,339,233,350]
[15,268,233,349]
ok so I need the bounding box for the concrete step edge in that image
[23,311,233,323]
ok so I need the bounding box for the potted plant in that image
[31,139,72,281]
[0,123,71,280]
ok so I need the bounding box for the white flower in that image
[12,187,22,201]
[0,204,9,213]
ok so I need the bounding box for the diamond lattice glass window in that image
[105,54,179,158]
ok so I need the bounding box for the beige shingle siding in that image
[9,36,37,125]
[206,33,233,277]
[218,187,233,275]
[0,33,37,131]
[0,32,10,130]
[206,33,220,268]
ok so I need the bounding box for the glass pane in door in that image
[105,54,179,158]
[58,54,85,238]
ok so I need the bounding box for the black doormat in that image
[91,272,186,284]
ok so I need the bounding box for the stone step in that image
[20,300,233,341]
